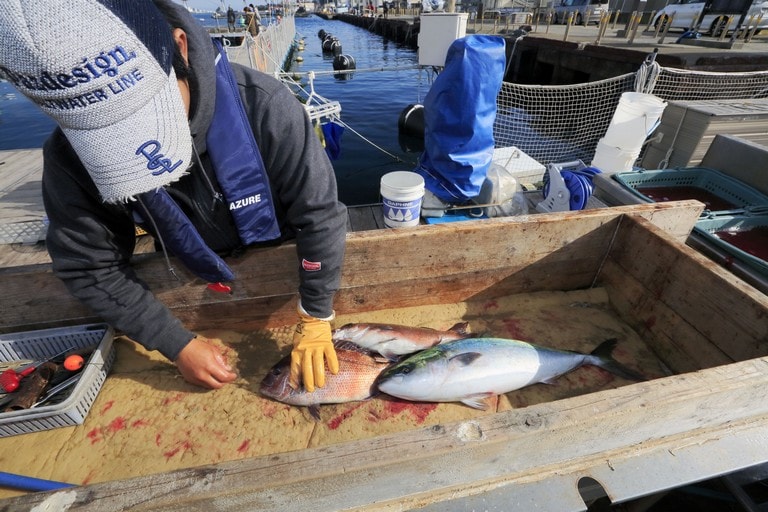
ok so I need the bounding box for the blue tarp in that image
[414,35,506,203]
[321,121,345,160]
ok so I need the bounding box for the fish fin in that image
[461,393,494,410]
[591,338,648,382]
[373,353,397,363]
[379,347,401,361]
[540,378,559,385]
[449,352,483,367]
[590,338,619,357]
[331,324,354,340]
[449,321,471,335]
[308,405,322,421]
[334,340,380,358]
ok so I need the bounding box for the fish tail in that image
[590,339,647,382]
[449,321,471,335]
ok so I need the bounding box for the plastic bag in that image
[481,163,529,217]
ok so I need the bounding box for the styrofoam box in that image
[0,324,115,437]
[492,146,547,184]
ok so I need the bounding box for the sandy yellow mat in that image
[0,288,666,499]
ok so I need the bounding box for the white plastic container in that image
[601,92,667,151]
[591,139,639,174]
[380,171,425,228]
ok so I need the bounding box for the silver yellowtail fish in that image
[376,337,645,410]
[331,321,470,360]
[259,341,390,420]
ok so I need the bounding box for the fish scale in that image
[258,341,391,419]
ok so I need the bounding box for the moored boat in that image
[1,198,768,509]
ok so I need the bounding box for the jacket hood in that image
[152,0,216,154]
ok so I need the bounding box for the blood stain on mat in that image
[237,440,251,453]
[81,469,97,486]
[327,402,365,430]
[108,417,127,433]
[162,393,185,406]
[383,401,437,423]
[87,427,103,444]
[540,309,562,323]
[100,400,114,414]
[483,300,499,311]
[210,430,229,443]
[260,400,283,418]
[502,318,525,338]
[164,440,193,459]
[131,418,150,428]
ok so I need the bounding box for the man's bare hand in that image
[175,336,237,389]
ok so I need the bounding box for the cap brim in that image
[63,68,192,203]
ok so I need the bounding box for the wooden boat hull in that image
[2,200,768,510]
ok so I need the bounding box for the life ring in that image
[398,104,425,138]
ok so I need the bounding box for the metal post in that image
[628,11,641,43]
[563,11,573,40]
[657,11,673,43]
[730,0,754,43]
[645,9,657,31]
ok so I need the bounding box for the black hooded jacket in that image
[41,0,347,361]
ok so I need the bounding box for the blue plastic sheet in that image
[321,121,344,160]
[414,35,506,203]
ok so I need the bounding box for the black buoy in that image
[322,37,341,55]
[398,103,425,139]
[332,54,356,71]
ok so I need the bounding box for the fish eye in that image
[270,367,282,376]
[401,366,412,375]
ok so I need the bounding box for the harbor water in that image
[0,15,426,206]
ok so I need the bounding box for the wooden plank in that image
[0,149,43,195]
[346,204,380,231]
[0,202,704,335]
[601,258,734,373]
[604,216,768,363]
[1,200,763,511]
[6,356,768,511]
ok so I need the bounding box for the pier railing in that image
[214,14,297,76]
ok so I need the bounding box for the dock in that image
[0,149,387,269]
[334,12,768,84]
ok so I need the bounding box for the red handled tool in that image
[0,348,70,393]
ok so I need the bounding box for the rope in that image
[332,117,408,163]
[635,52,662,94]
[277,64,421,79]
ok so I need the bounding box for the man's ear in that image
[172,28,189,64]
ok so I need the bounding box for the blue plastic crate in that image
[695,210,768,278]
[613,167,768,213]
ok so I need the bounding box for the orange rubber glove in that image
[289,310,339,392]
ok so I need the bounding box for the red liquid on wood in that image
[714,226,768,262]
[636,186,737,211]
